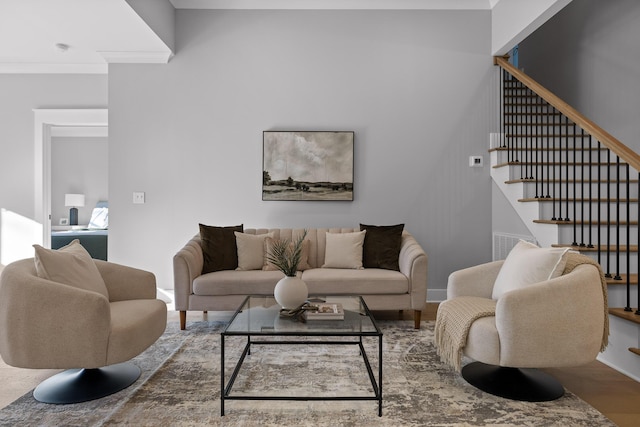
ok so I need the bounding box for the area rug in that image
[0,320,614,426]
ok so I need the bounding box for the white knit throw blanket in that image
[434,296,497,372]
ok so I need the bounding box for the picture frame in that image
[262,131,354,201]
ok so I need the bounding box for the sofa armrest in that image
[94,260,157,302]
[446,260,503,300]
[398,232,428,310]
[495,264,605,367]
[0,262,111,369]
[173,235,204,311]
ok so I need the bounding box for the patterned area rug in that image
[0,320,614,426]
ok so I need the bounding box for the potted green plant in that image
[266,230,308,309]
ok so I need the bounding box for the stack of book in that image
[303,302,344,320]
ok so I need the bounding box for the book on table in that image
[304,302,344,320]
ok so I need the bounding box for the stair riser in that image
[521,183,639,199]
[576,252,637,276]
[556,226,639,245]
[606,287,639,308]
[538,203,638,222]
[505,165,636,182]
[496,149,624,164]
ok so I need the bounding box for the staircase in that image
[492,57,640,380]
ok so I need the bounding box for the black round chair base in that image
[461,361,565,402]
[33,362,141,404]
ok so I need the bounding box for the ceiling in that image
[0,0,501,74]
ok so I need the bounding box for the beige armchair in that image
[0,256,167,404]
[436,249,608,401]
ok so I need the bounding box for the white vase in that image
[274,276,308,309]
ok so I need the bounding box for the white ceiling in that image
[0,0,500,74]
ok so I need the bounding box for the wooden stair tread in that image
[495,161,626,167]
[609,308,640,324]
[505,134,589,138]
[630,348,640,356]
[490,147,605,152]
[519,197,638,203]
[504,178,638,184]
[552,244,639,251]
[533,219,639,225]
[604,274,638,285]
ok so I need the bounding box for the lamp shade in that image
[64,194,85,207]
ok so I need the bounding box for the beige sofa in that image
[173,228,428,329]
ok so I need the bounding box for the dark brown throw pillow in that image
[359,223,404,271]
[199,224,244,274]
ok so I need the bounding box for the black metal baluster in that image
[588,135,594,248]
[637,171,640,315]
[571,122,578,245]
[580,128,586,247]
[535,94,541,198]
[564,116,571,221]
[605,149,611,278]
[519,83,524,179]
[546,104,551,199]
[528,89,533,180]
[624,164,631,311]
[502,69,507,151]
[551,108,557,220]
[558,114,564,221]
[615,157,622,281]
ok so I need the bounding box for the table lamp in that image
[65,193,85,226]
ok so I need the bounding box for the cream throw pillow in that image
[492,240,570,300]
[33,239,109,299]
[322,230,366,269]
[235,232,274,270]
[263,237,312,271]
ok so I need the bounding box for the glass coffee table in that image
[220,295,383,416]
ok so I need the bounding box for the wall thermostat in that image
[469,156,483,167]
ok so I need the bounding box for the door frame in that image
[33,109,108,248]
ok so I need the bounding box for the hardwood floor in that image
[1,302,639,425]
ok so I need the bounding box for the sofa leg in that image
[180,311,186,330]
[414,310,422,329]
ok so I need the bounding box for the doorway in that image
[33,109,108,248]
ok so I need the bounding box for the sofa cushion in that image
[32,239,109,299]
[234,231,274,271]
[193,270,285,296]
[492,240,570,300]
[360,223,404,271]
[322,230,366,269]
[302,267,408,295]
[263,237,312,272]
[199,224,243,273]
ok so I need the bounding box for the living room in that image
[1,0,640,425]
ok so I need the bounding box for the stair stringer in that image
[490,152,559,248]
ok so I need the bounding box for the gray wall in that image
[51,136,108,226]
[0,75,107,219]
[108,10,496,296]
[0,74,107,264]
[519,0,640,152]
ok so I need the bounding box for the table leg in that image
[220,334,225,416]
[378,334,383,417]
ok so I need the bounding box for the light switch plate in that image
[133,192,145,204]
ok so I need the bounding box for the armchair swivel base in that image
[462,362,564,402]
[33,362,141,404]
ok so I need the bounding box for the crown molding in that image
[98,51,173,64]
[170,0,494,9]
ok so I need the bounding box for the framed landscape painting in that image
[263,131,354,201]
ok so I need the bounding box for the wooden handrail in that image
[494,56,640,172]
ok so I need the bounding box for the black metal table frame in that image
[220,296,383,417]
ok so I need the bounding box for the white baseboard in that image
[427,289,446,303]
